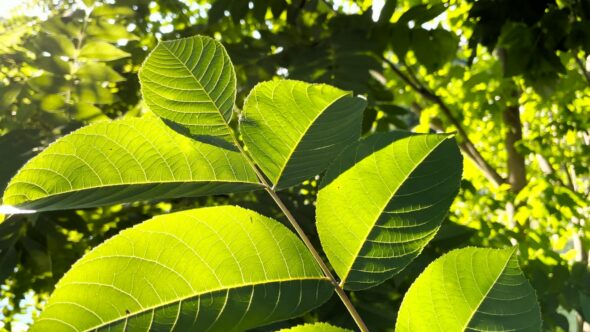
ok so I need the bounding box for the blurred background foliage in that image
[0,0,588,331]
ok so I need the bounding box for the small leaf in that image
[279,322,353,331]
[2,116,260,212]
[32,206,334,331]
[79,41,130,61]
[139,35,236,140]
[317,132,462,290]
[396,247,542,332]
[240,80,366,189]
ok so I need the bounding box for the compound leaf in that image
[316,132,462,290]
[240,80,366,189]
[139,35,236,141]
[2,116,260,212]
[396,247,542,332]
[32,206,334,331]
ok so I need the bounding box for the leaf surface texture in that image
[316,132,462,290]
[139,35,236,140]
[396,247,542,332]
[32,206,334,331]
[240,80,366,189]
[3,116,260,211]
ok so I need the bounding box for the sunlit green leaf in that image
[79,41,130,61]
[396,247,542,332]
[279,322,353,332]
[2,116,260,211]
[139,35,236,141]
[317,132,462,290]
[240,80,366,189]
[32,206,334,332]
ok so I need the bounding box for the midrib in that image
[340,136,448,286]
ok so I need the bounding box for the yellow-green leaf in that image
[32,206,334,331]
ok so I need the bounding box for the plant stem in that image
[229,133,370,332]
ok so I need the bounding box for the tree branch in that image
[382,56,506,186]
[503,104,526,192]
[575,53,590,87]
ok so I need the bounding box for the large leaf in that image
[139,35,236,141]
[396,247,542,332]
[32,206,334,331]
[316,132,462,290]
[240,80,366,189]
[2,116,260,212]
[279,323,353,331]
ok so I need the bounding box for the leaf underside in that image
[317,132,462,290]
[139,35,236,140]
[241,80,366,189]
[396,247,542,332]
[32,206,334,332]
[2,116,260,211]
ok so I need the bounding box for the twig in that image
[228,131,370,332]
[382,56,506,186]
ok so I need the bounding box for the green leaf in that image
[2,116,260,212]
[79,41,130,61]
[279,322,353,331]
[397,4,446,25]
[32,206,334,332]
[240,80,366,189]
[412,28,458,72]
[76,62,125,82]
[316,132,462,290]
[396,247,542,332]
[139,35,236,141]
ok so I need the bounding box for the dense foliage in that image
[0,0,588,331]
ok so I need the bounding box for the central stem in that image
[229,133,369,332]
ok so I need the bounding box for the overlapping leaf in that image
[240,80,366,189]
[2,116,260,211]
[396,247,542,332]
[32,206,334,331]
[139,35,236,140]
[316,132,462,290]
[279,322,353,332]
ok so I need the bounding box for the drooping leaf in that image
[2,116,260,212]
[240,80,366,189]
[396,247,542,332]
[79,41,130,61]
[139,35,236,141]
[279,322,353,332]
[316,132,462,290]
[32,206,334,332]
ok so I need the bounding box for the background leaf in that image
[279,322,353,331]
[32,206,334,331]
[240,80,366,189]
[139,35,236,141]
[2,116,260,211]
[316,132,462,290]
[79,41,130,61]
[396,247,542,332]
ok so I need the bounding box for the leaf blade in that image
[240,80,366,189]
[279,322,353,331]
[31,206,334,332]
[396,247,542,332]
[2,116,260,211]
[316,132,462,290]
[139,35,236,140]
